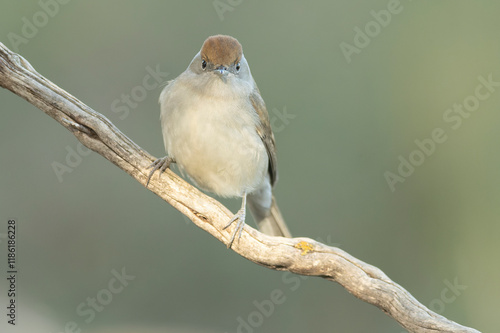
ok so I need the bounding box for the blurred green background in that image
[1,1,498,332]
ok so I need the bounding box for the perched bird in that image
[148,35,291,247]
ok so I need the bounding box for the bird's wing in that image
[249,88,278,186]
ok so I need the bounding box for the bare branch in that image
[0,42,480,333]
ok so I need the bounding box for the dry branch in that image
[0,42,480,333]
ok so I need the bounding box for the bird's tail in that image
[248,193,292,238]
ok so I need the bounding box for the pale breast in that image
[160,76,268,197]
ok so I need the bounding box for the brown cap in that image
[200,35,243,66]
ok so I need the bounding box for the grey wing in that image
[249,88,278,186]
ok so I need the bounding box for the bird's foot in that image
[223,208,246,248]
[146,156,175,187]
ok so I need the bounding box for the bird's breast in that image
[160,80,268,197]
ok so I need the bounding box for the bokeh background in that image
[1,1,498,332]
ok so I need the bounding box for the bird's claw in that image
[146,156,175,187]
[224,209,246,248]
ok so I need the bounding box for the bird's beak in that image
[213,65,229,76]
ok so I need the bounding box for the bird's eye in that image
[201,60,207,70]
[236,63,241,72]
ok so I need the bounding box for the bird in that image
[147,35,291,247]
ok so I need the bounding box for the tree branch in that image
[0,42,480,333]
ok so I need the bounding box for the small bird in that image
[148,35,291,247]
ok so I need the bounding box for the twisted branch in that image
[0,42,479,333]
